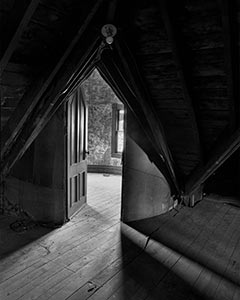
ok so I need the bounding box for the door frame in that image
[64,73,127,222]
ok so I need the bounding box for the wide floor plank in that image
[1,174,240,300]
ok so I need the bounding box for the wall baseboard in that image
[87,165,122,175]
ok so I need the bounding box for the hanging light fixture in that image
[101,24,117,44]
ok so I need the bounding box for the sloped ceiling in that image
[1,0,240,195]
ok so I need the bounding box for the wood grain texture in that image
[1,176,240,300]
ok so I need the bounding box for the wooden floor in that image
[0,173,240,300]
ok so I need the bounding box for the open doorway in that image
[66,68,125,219]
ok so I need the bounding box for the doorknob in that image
[85,150,89,155]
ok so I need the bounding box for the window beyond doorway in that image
[111,104,124,158]
[82,68,125,174]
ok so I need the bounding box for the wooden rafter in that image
[219,0,239,129]
[185,127,240,194]
[1,36,101,178]
[0,0,41,77]
[186,0,240,196]
[158,0,203,161]
[1,0,106,161]
[113,39,179,193]
[97,54,179,194]
[208,0,239,158]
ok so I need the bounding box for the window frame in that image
[111,103,124,158]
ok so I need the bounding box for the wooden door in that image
[67,87,88,218]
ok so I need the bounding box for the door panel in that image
[67,87,87,218]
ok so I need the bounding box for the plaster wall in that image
[5,106,66,224]
[87,103,121,167]
[121,110,172,222]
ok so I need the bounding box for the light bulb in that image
[106,36,114,44]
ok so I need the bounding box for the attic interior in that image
[0,0,240,299]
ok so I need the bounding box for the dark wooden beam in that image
[1,0,106,161]
[106,39,179,191]
[219,0,239,129]
[158,0,203,161]
[1,37,101,178]
[198,0,239,161]
[97,54,179,194]
[185,127,240,194]
[219,0,240,197]
[0,0,40,77]
[113,39,179,190]
[188,0,240,197]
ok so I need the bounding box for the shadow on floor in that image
[122,201,240,299]
[0,214,52,259]
[74,204,119,225]
[119,224,205,300]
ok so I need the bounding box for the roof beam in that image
[158,0,203,161]
[0,0,40,77]
[185,127,240,194]
[113,39,180,193]
[219,0,239,129]
[188,0,240,195]
[1,36,101,178]
[187,0,240,190]
[98,53,179,194]
[1,0,106,161]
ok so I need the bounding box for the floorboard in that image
[1,174,240,300]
